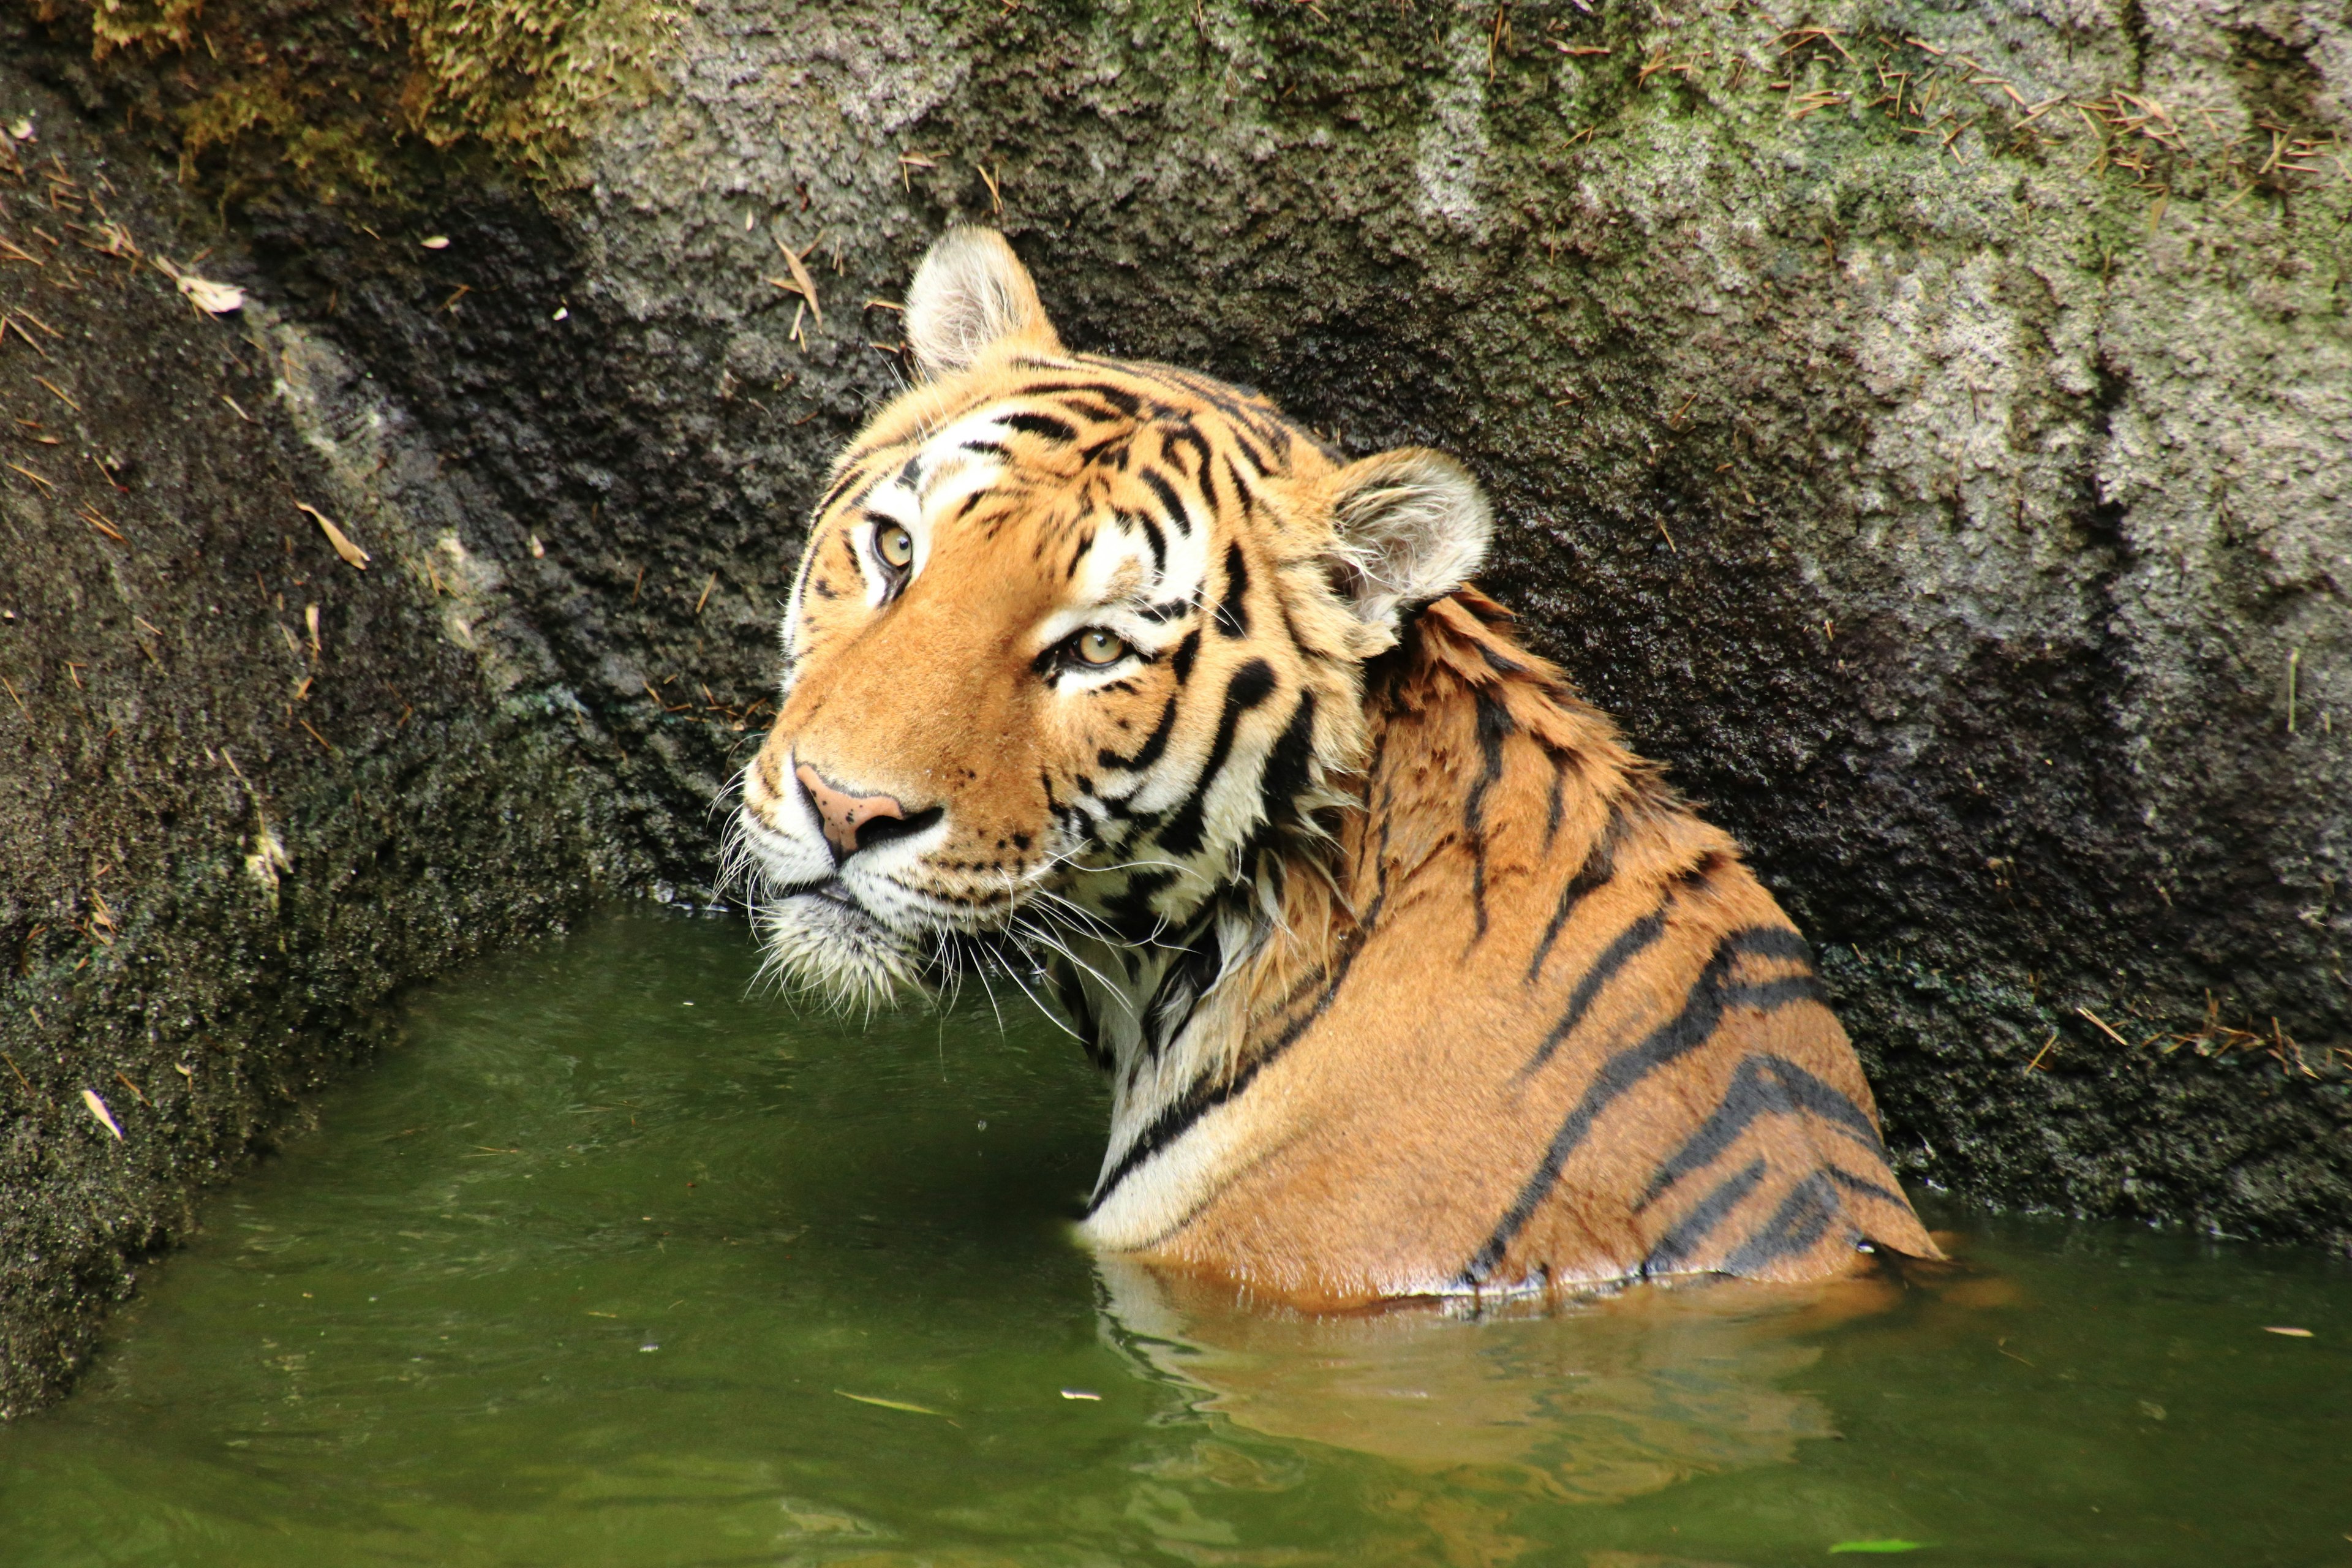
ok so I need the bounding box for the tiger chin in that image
[729,227,1942,1310]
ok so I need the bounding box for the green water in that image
[4,911,2348,1567]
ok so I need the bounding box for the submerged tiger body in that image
[733,228,1937,1307]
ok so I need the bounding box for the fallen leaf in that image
[834,1389,944,1417]
[2263,1325,2314,1338]
[296,502,371,570]
[154,256,245,313]
[421,235,450,250]
[1829,1544,1926,1556]
[81,1088,124,1140]
[1058,1389,1102,1401]
[179,275,245,313]
[772,233,825,329]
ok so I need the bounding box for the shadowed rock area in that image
[2,0,2347,1414]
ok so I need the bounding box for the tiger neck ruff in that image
[731,228,1938,1308]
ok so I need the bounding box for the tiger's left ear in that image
[903,227,1063,382]
[1319,448,1494,634]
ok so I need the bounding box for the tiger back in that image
[731,227,1939,1308]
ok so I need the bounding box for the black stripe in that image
[1156,659,1276,856]
[1637,1053,1884,1210]
[1098,693,1180,772]
[1717,1172,1849,1275]
[812,462,875,519]
[1164,423,1214,479]
[1043,393,1133,424]
[1228,423,1275,476]
[1139,467,1192,534]
[1823,1165,1910,1209]
[1088,907,1374,1217]
[1520,908,1668,1077]
[1463,690,1513,943]
[1223,455,1259,521]
[1145,927,1223,1060]
[1461,925,1823,1284]
[1100,869,1175,941]
[1476,641,1528,676]
[1257,692,1317,824]
[1079,432,1131,467]
[1003,410,1078,444]
[1215,542,1251,638]
[1525,798,1630,983]
[1169,628,1201,684]
[1643,1159,1766,1275]
[1017,381,1143,417]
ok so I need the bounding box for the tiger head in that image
[733,229,1492,1008]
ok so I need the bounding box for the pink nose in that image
[794,763,909,861]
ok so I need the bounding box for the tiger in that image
[729,227,1940,1309]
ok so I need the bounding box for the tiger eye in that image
[875,524,914,570]
[1076,629,1128,666]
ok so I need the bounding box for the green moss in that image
[388,0,681,172]
[80,0,203,57]
[37,0,681,205]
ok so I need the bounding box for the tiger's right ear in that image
[903,228,1063,382]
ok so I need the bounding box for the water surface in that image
[3,909,2346,1566]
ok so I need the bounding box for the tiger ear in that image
[1319,448,1494,633]
[903,228,1063,382]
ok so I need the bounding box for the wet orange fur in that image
[1142,593,1941,1306]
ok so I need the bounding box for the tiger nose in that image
[794,763,913,861]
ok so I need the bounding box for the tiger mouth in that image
[752,885,930,1011]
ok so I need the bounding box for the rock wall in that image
[0,61,633,1417]
[4,0,2348,1411]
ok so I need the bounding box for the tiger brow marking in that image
[1139,467,1192,535]
[1001,410,1079,444]
[1226,420,1276,477]
[1118,508,1167,575]
[1460,924,1822,1285]
[1525,796,1632,984]
[1635,1051,1879,1213]
[1163,422,1215,480]
[1222,454,1262,522]
[1462,690,1514,944]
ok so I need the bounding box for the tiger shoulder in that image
[729,226,1942,1309]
